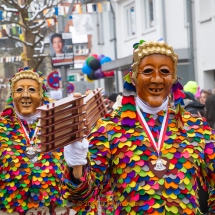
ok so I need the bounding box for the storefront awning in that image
[101,55,133,71]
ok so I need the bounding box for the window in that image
[143,0,155,30]
[73,44,88,55]
[75,45,79,54]
[125,3,136,37]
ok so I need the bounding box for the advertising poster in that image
[50,33,74,68]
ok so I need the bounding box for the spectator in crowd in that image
[183,80,198,95]
[184,92,205,115]
[102,92,110,111]
[199,90,212,105]
[195,86,201,100]
[205,94,215,129]
[183,91,195,106]
[107,93,118,110]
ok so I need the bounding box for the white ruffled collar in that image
[136,96,168,115]
[15,110,41,124]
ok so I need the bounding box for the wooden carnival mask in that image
[135,54,174,107]
[11,69,43,116]
[13,78,42,116]
[131,41,178,107]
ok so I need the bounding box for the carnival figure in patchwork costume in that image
[63,40,215,215]
[0,68,69,215]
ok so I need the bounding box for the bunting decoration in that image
[0,1,110,39]
[0,56,22,63]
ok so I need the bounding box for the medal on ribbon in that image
[18,118,41,163]
[136,105,169,178]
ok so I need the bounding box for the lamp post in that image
[58,0,76,98]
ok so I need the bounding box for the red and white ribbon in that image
[18,118,40,144]
[136,105,169,156]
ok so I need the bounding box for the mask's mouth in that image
[149,88,163,94]
[21,101,32,107]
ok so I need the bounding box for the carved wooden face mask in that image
[13,79,42,116]
[135,54,174,107]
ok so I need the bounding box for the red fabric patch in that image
[1,108,13,117]
[173,89,185,100]
[122,96,135,105]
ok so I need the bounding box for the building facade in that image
[89,0,215,93]
[192,0,215,90]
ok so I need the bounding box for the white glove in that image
[64,138,89,167]
[112,95,122,110]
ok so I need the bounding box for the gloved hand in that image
[64,138,89,167]
[112,95,122,110]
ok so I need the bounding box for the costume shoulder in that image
[0,106,15,121]
[169,107,207,126]
[0,107,16,149]
[182,110,209,127]
[181,110,214,141]
[88,110,120,140]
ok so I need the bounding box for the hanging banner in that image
[0,56,22,63]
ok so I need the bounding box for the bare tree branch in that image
[25,0,34,9]
[6,34,33,47]
[0,5,18,12]
[26,0,64,22]
[0,0,20,10]
[0,0,66,69]
[34,56,48,70]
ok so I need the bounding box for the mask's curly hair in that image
[10,68,44,99]
[131,40,178,83]
[7,67,52,106]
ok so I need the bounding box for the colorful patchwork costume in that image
[0,68,68,215]
[63,41,215,215]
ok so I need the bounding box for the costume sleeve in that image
[200,119,215,214]
[0,117,6,174]
[63,118,113,213]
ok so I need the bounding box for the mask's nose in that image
[22,89,30,98]
[150,70,164,84]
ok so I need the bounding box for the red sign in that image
[67,83,75,94]
[47,71,61,89]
